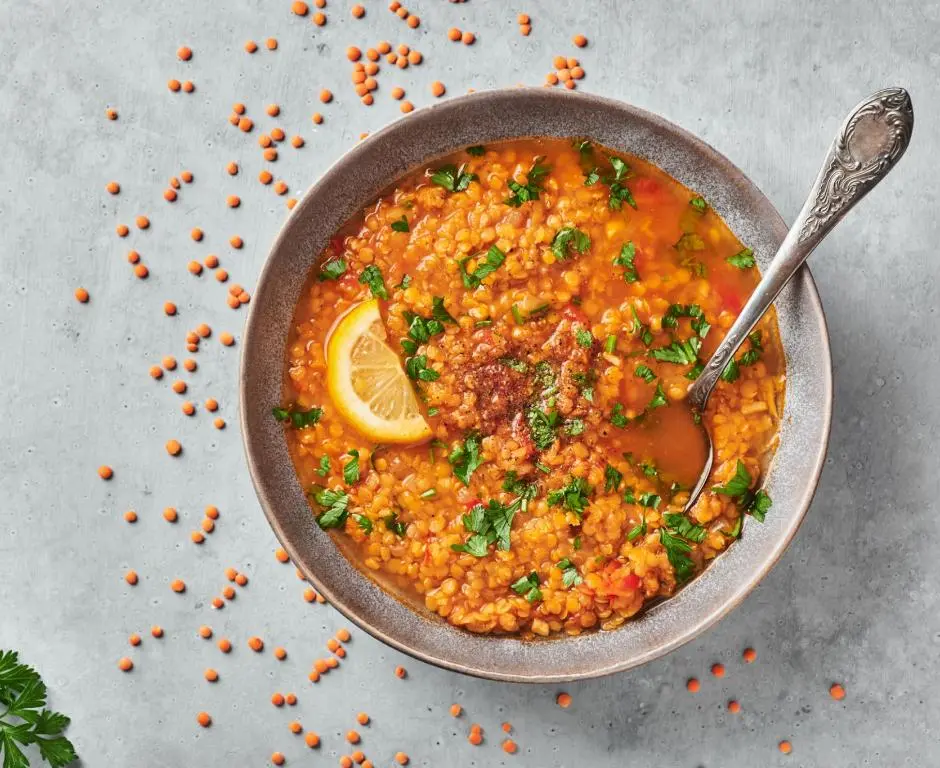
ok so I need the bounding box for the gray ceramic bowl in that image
[240,88,833,682]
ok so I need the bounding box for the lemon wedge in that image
[326,299,432,444]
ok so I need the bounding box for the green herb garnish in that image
[647,383,668,410]
[312,487,350,529]
[355,514,373,533]
[273,404,323,429]
[404,354,439,382]
[610,403,630,428]
[660,528,695,582]
[316,456,331,477]
[547,476,592,517]
[651,336,702,365]
[526,406,560,450]
[564,418,585,436]
[634,364,655,383]
[459,245,506,289]
[358,265,388,300]
[612,241,639,282]
[430,163,477,193]
[726,248,755,269]
[342,450,361,485]
[431,296,457,324]
[504,156,551,207]
[575,328,593,348]
[626,515,646,541]
[448,432,484,486]
[318,258,347,281]
[603,463,623,493]
[391,215,410,233]
[556,557,583,587]
[511,571,543,602]
[383,511,407,536]
[498,357,528,374]
[466,145,486,156]
[689,196,707,214]
[663,512,707,543]
[551,226,591,261]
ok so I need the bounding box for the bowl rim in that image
[240,87,833,682]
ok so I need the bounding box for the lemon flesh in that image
[326,299,432,444]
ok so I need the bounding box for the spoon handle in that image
[687,87,914,412]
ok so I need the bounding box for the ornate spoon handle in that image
[688,87,914,412]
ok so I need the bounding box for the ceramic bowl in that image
[240,88,832,682]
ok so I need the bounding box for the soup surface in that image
[281,138,784,637]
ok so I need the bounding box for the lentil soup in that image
[281,138,784,638]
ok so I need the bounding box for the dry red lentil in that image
[197,711,211,727]
[74,287,89,303]
[118,657,133,672]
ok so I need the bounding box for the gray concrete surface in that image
[1,0,938,765]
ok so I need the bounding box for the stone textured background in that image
[1,1,938,765]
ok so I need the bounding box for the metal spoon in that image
[683,87,914,514]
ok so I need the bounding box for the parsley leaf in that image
[689,196,708,214]
[556,558,583,588]
[674,232,705,252]
[459,245,506,289]
[430,163,477,193]
[391,215,410,233]
[312,487,350,529]
[747,489,773,522]
[564,418,585,436]
[318,258,347,281]
[383,511,407,536]
[448,432,485,485]
[343,450,361,485]
[511,571,543,602]
[726,248,755,268]
[547,476,592,517]
[0,651,77,768]
[634,364,655,383]
[355,514,373,533]
[626,515,647,541]
[660,528,695,582]
[575,328,593,348]
[610,403,630,428]
[431,296,457,324]
[602,156,637,210]
[663,512,707,543]
[273,404,323,429]
[501,471,539,511]
[358,265,389,300]
[604,334,617,354]
[612,241,639,282]
[316,455,331,477]
[396,274,412,290]
[504,156,551,207]
[498,356,528,374]
[663,304,710,338]
[713,460,752,497]
[466,145,486,156]
[583,167,601,186]
[647,383,668,409]
[404,354,439,382]
[629,305,653,346]
[452,497,525,555]
[638,492,661,509]
[525,406,560,450]
[551,226,591,261]
[604,464,623,493]
[651,336,702,365]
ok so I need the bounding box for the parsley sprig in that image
[311,487,350,529]
[551,226,591,261]
[612,241,639,282]
[547,476,593,517]
[510,571,542,602]
[585,156,636,210]
[0,651,77,768]
[504,156,551,207]
[459,245,506,289]
[273,404,323,429]
[448,432,485,486]
[430,163,477,193]
[712,460,772,522]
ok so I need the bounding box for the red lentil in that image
[197,711,211,727]
[305,732,320,748]
[449,704,462,717]
[779,740,792,754]
[129,633,141,646]
[711,663,726,678]
[74,287,89,303]
[124,510,137,523]
[125,570,138,585]
[743,647,757,663]
[271,692,285,707]
[205,668,219,682]
[829,683,846,700]
[151,626,164,638]
[170,579,186,593]
[248,636,264,652]
[728,700,741,713]
[394,666,406,679]
[118,657,133,672]
[163,507,178,522]
[271,753,285,766]
[218,638,232,653]
[98,465,113,480]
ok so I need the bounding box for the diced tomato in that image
[619,573,641,591]
[464,498,483,510]
[717,284,743,314]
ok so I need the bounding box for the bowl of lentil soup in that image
[241,88,832,681]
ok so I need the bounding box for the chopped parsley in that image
[651,336,702,365]
[712,460,772,522]
[612,241,639,282]
[501,471,539,510]
[647,383,668,409]
[587,155,637,210]
[564,418,585,436]
[583,167,601,185]
[638,460,659,478]
[402,310,444,348]
[459,245,506,289]
[726,248,756,269]
[318,258,347,281]
[556,557,583,587]
[536,462,552,474]
[427,407,439,416]
[573,535,582,549]
[603,463,623,493]
[532,361,557,393]
[547,476,592,517]
[504,156,551,207]
[383,511,407,536]
[498,356,528,374]
[466,145,486,156]
[575,328,593,348]
[342,450,360,484]
[355,514,373,533]
[638,492,661,509]
[689,196,708,214]
[722,332,762,382]
[448,432,484,485]
[663,304,710,338]
[430,163,477,193]
[626,515,647,541]
[526,405,560,450]
[404,354,439,382]
[573,138,594,158]
[634,364,656,383]
[431,296,457,324]
[623,486,636,503]
[395,274,412,290]
[316,455,331,477]
[660,528,695,582]
[273,404,323,429]
[526,303,551,321]
[420,488,436,499]
[358,264,388,300]
[452,495,527,556]
[511,304,524,324]
[312,487,350,529]
[629,305,653,346]
[511,571,543,602]
[572,369,596,402]
[610,403,630,428]
[663,512,707,543]
[551,226,591,261]
[391,215,410,233]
